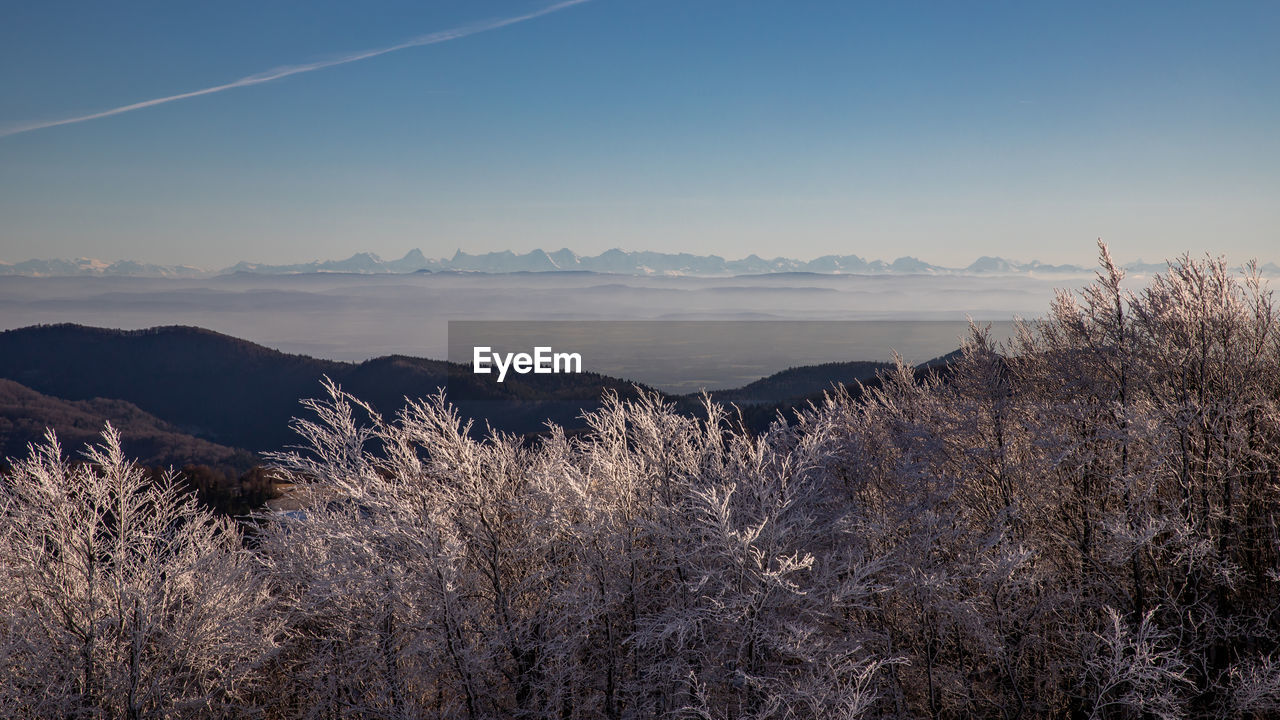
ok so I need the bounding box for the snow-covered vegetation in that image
[3,245,1279,719]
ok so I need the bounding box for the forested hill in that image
[0,325,355,451]
[0,324,934,463]
[0,378,254,471]
[705,360,891,406]
[0,324,663,451]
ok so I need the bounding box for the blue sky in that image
[1,0,1276,267]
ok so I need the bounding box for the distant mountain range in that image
[0,257,208,278]
[7,248,1269,278]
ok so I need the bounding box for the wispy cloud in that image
[0,0,591,139]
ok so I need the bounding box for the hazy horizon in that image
[0,271,1081,364]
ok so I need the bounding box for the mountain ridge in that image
[0,324,925,453]
[8,249,1271,278]
[0,324,663,450]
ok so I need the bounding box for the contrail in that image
[0,0,590,139]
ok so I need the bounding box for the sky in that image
[0,0,1277,268]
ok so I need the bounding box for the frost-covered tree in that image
[0,426,279,719]
[255,383,895,719]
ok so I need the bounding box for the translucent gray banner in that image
[448,320,1016,393]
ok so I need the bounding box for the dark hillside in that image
[706,360,892,406]
[0,377,254,471]
[0,324,962,451]
[0,325,662,449]
[0,325,350,450]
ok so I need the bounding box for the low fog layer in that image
[0,271,1119,371]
